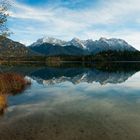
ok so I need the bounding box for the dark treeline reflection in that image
[1,62,140,85]
[0,73,31,116]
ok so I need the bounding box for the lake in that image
[0,63,140,140]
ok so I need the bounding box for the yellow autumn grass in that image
[0,73,31,115]
[0,73,31,95]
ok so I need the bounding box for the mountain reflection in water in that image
[32,68,135,85]
[1,62,138,85]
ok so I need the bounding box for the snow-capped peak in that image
[42,37,66,46]
[30,37,66,47]
[99,37,128,45]
[66,37,87,49]
[98,37,135,51]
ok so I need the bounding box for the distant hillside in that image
[0,36,39,57]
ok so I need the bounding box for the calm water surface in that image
[0,63,140,140]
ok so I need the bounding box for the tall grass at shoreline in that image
[0,73,31,95]
[0,72,31,115]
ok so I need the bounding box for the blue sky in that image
[8,0,140,50]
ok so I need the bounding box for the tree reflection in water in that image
[0,73,31,115]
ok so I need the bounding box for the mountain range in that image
[29,37,137,56]
[0,36,138,57]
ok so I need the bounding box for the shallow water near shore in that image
[0,63,140,140]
